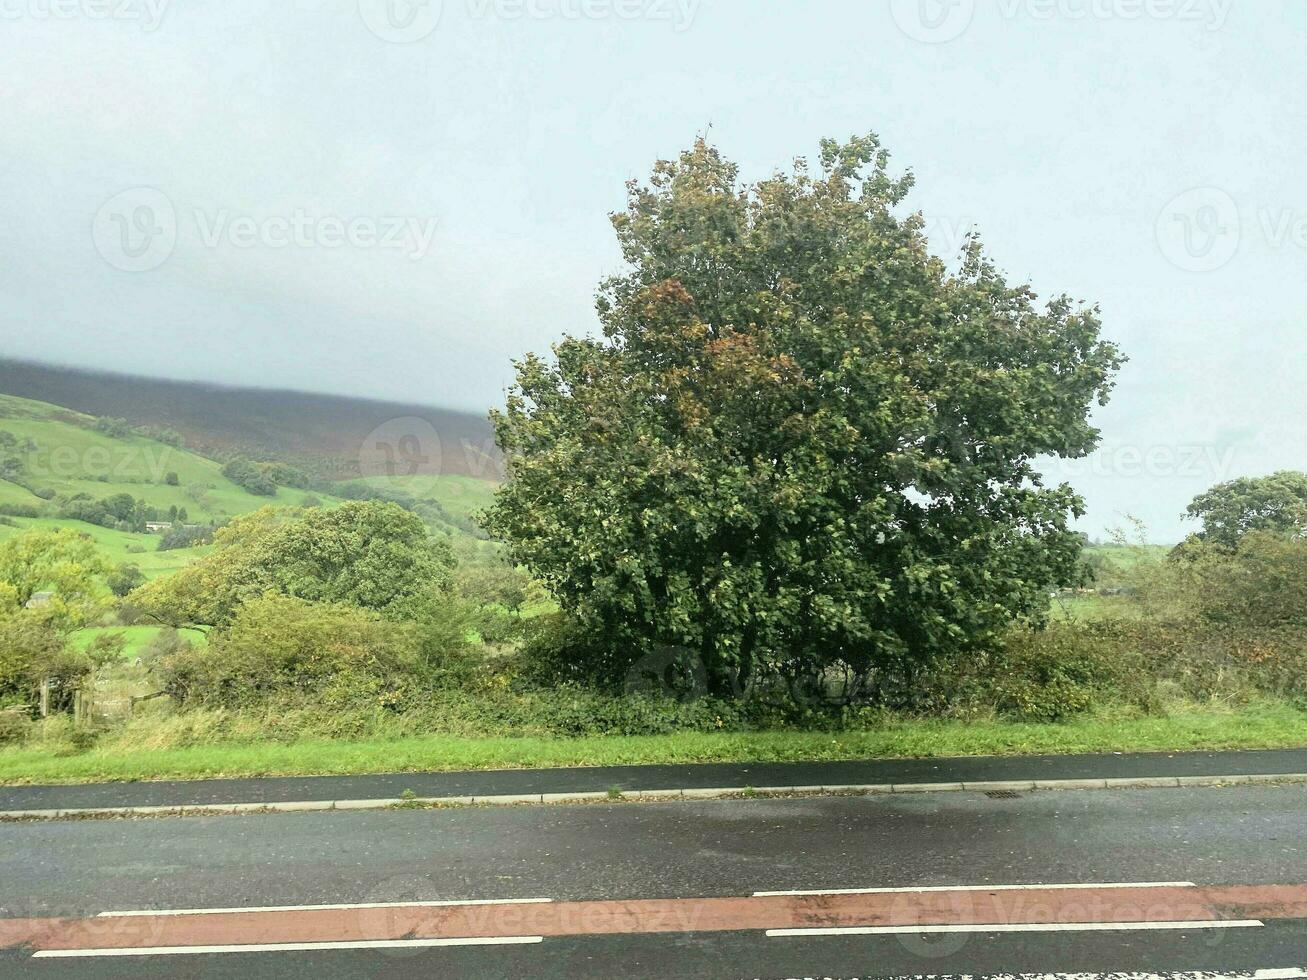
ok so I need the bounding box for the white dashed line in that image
[33,936,544,957]
[96,898,553,917]
[766,919,1263,937]
[753,881,1196,897]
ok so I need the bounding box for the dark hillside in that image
[0,358,499,481]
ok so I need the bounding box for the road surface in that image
[2,782,1306,977]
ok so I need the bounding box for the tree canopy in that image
[133,501,456,626]
[1184,471,1307,550]
[484,134,1123,697]
[0,528,111,630]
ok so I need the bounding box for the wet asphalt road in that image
[3,784,1306,977]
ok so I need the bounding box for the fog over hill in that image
[0,359,500,482]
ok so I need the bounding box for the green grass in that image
[1052,593,1145,623]
[3,704,1305,785]
[69,626,208,659]
[0,392,353,524]
[0,517,211,578]
[354,474,497,517]
[0,393,499,583]
[0,392,387,581]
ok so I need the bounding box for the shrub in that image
[221,458,277,496]
[107,563,146,598]
[516,612,624,687]
[134,502,456,627]
[0,615,94,714]
[984,626,1128,721]
[474,606,526,646]
[457,564,531,615]
[93,416,131,438]
[1190,532,1307,633]
[0,711,31,744]
[154,595,426,707]
[157,524,216,551]
[138,626,197,664]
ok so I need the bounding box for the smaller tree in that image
[222,458,278,496]
[0,529,112,629]
[457,563,532,616]
[153,594,423,707]
[1185,471,1307,550]
[107,563,146,598]
[165,471,180,486]
[0,613,93,713]
[134,502,456,626]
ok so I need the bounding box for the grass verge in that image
[2,704,1305,785]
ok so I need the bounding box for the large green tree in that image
[134,501,456,626]
[485,135,1123,698]
[0,529,112,711]
[0,528,111,629]
[1184,471,1307,550]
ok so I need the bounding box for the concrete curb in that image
[2,771,1306,822]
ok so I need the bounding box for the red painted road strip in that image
[5,884,1307,953]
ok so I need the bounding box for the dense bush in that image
[134,502,456,626]
[1189,532,1307,632]
[0,710,31,744]
[155,595,426,707]
[92,416,132,438]
[106,563,146,598]
[157,524,216,551]
[0,614,94,714]
[221,458,278,496]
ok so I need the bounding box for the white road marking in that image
[32,936,544,958]
[770,973,1307,980]
[754,881,1196,897]
[96,898,553,917]
[766,919,1263,937]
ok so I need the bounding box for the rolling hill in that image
[0,391,501,579]
[0,358,501,481]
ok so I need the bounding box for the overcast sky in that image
[1,0,1303,540]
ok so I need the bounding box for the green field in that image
[0,392,499,579]
[0,516,211,578]
[355,473,498,521]
[0,393,330,524]
[69,625,208,659]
